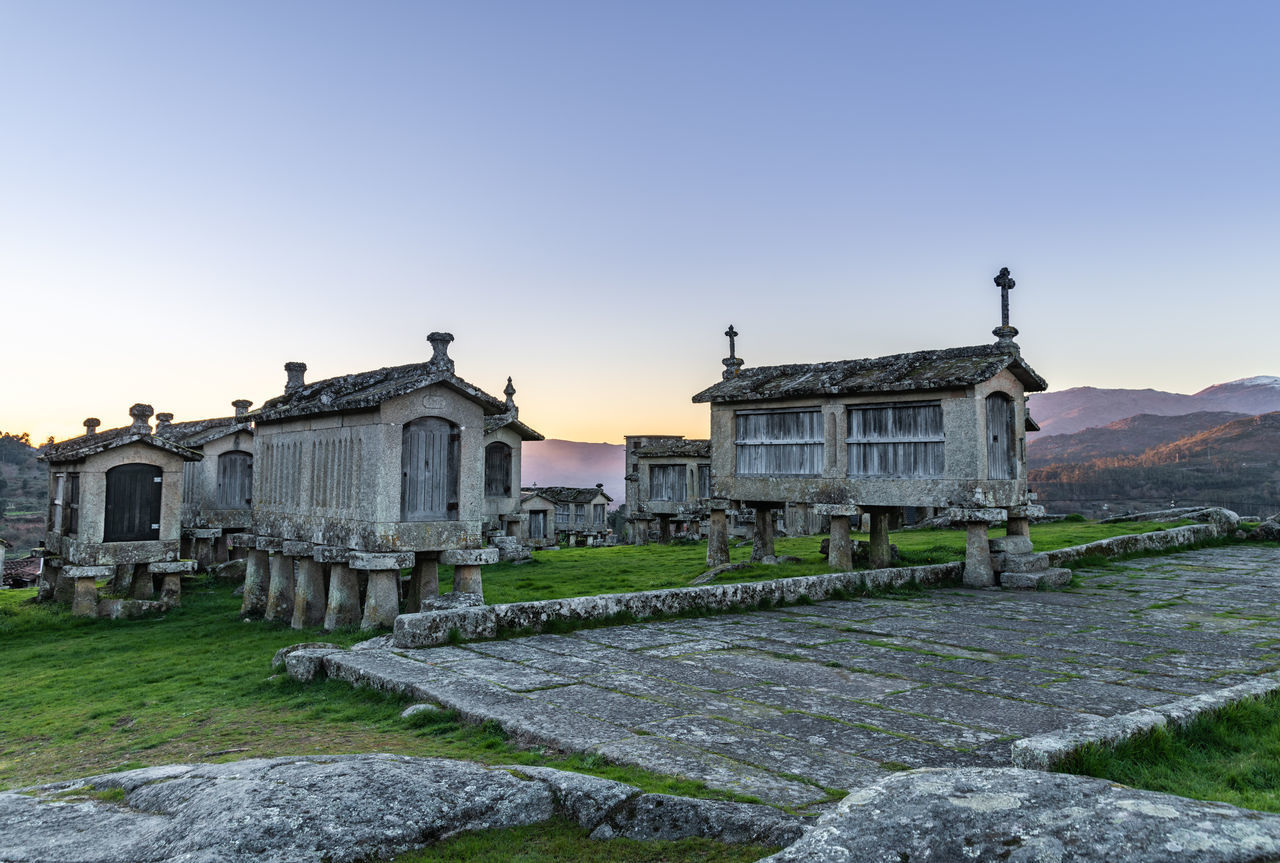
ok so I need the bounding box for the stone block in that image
[811,503,861,517]
[1001,568,1072,590]
[394,605,498,647]
[282,541,313,557]
[96,598,168,619]
[63,565,114,579]
[440,548,499,566]
[988,536,1034,555]
[255,536,284,552]
[147,561,197,575]
[227,533,258,549]
[348,551,415,570]
[994,552,1050,574]
[948,507,1006,523]
[313,545,351,563]
[189,528,222,540]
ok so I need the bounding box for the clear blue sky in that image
[3,1,1277,443]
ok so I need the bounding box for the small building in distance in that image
[243,333,512,630]
[482,378,544,542]
[520,485,612,547]
[623,435,711,543]
[692,272,1061,588]
[38,405,202,614]
[154,400,255,569]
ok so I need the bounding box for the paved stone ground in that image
[318,546,1280,811]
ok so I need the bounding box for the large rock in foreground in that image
[760,767,1280,862]
[0,754,800,863]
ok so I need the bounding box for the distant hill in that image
[1030,412,1280,517]
[0,431,47,554]
[1028,376,1280,437]
[1026,411,1249,468]
[521,439,626,504]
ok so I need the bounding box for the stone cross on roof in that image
[722,324,744,380]
[992,267,1019,346]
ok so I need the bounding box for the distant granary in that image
[482,379,544,542]
[692,271,1057,586]
[520,485,612,547]
[154,400,255,570]
[241,333,522,630]
[623,435,711,543]
[38,405,201,615]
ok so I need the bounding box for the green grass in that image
[1056,691,1280,813]
[436,520,1191,603]
[386,818,776,863]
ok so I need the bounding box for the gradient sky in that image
[3,1,1277,445]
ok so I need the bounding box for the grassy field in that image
[439,519,1193,601]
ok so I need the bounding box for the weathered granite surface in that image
[302,546,1280,809]
[759,767,1280,863]
[0,754,802,863]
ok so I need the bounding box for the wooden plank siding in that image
[401,417,460,521]
[986,394,1016,480]
[648,464,688,501]
[734,409,823,476]
[846,402,944,478]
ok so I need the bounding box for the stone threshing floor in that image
[321,546,1280,811]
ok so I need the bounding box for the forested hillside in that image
[0,431,46,554]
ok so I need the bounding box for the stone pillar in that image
[264,554,296,623]
[964,522,995,588]
[633,518,650,546]
[794,503,811,536]
[111,563,135,597]
[706,501,730,567]
[405,553,440,613]
[292,558,327,629]
[1006,510,1031,538]
[453,566,483,594]
[361,571,400,630]
[194,538,213,572]
[241,549,270,617]
[828,515,853,570]
[160,574,182,605]
[750,504,776,563]
[130,564,154,600]
[441,548,499,600]
[867,507,893,569]
[214,534,230,563]
[658,516,672,544]
[324,563,361,630]
[71,575,99,617]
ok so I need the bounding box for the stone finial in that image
[83,418,100,435]
[503,377,517,413]
[992,267,1019,347]
[722,324,745,380]
[128,403,154,434]
[155,413,174,431]
[284,361,307,394]
[596,483,604,489]
[232,399,252,418]
[426,332,455,374]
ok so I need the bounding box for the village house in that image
[38,405,201,615]
[520,485,612,547]
[482,378,544,542]
[623,435,711,543]
[692,272,1063,587]
[154,400,255,569]
[240,333,514,630]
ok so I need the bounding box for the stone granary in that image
[482,379,544,542]
[520,485,612,547]
[154,400,255,569]
[239,333,512,630]
[692,274,1061,587]
[623,435,711,543]
[38,405,201,616]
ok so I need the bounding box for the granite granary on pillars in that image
[624,435,711,544]
[482,378,544,552]
[519,486,612,547]
[38,405,201,617]
[154,401,255,570]
[693,272,1067,588]
[242,333,511,631]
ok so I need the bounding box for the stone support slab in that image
[189,528,222,539]
[867,507,893,570]
[440,548,499,566]
[406,553,440,613]
[348,551,415,570]
[292,558,327,629]
[282,540,313,557]
[265,554,296,624]
[963,522,996,588]
[324,563,361,630]
[706,507,730,568]
[313,545,351,564]
[361,570,400,630]
[64,565,114,579]
[453,565,484,597]
[227,533,258,549]
[241,549,270,617]
[147,561,197,574]
[828,515,853,570]
[947,507,1005,523]
[71,575,99,617]
[255,536,284,552]
[811,503,862,517]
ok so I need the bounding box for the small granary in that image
[241,332,517,630]
[520,485,612,547]
[38,405,202,615]
[482,378,544,542]
[623,435,711,543]
[692,270,1064,587]
[154,400,255,569]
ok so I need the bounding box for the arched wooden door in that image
[986,394,1016,480]
[401,417,460,521]
[104,463,163,542]
[216,450,253,509]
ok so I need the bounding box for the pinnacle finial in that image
[722,324,744,380]
[992,267,1019,346]
[128,403,154,434]
[504,377,517,413]
[427,332,455,374]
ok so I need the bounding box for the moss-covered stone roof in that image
[520,486,613,504]
[40,426,203,464]
[484,413,545,441]
[635,439,710,458]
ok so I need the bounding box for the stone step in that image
[993,552,1050,573]
[1001,568,1072,590]
[989,536,1034,555]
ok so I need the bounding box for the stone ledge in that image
[226,533,258,548]
[255,536,284,552]
[1011,673,1280,770]
[63,565,114,579]
[348,551,416,570]
[147,561,197,574]
[185,528,222,539]
[440,548,499,566]
[282,541,313,557]
[313,545,351,563]
[1044,523,1221,566]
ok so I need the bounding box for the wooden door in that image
[401,417,460,521]
[216,450,253,509]
[104,463,163,542]
[529,510,546,539]
[986,395,1016,480]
